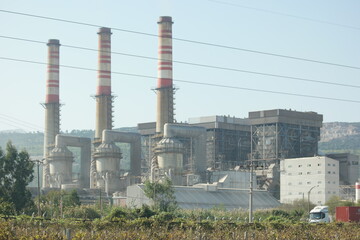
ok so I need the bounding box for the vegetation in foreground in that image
[0,214,360,240]
[1,142,360,239]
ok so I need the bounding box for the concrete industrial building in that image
[140,109,323,177]
[188,116,251,170]
[249,109,323,160]
[280,156,339,205]
[325,153,359,185]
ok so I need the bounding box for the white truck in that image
[309,206,331,223]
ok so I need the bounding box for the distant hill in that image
[319,122,360,156]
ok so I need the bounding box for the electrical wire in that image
[0,113,43,131]
[1,56,359,104]
[1,9,360,71]
[207,0,360,31]
[1,35,360,89]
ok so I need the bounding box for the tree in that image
[143,178,177,212]
[63,189,81,207]
[0,142,34,213]
[39,189,81,218]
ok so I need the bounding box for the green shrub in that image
[63,205,101,220]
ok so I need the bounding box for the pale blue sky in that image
[0,0,359,132]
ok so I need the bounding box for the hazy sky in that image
[0,0,359,132]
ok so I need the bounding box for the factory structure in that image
[40,16,358,208]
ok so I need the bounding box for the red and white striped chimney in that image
[46,39,60,103]
[97,27,112,96]
[156,16,174,134]
[43,39,61,188]
[95,27,113,141]
[356,181,360,203]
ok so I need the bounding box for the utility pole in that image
[32,159,43,217]
[248,131,254,224]
[249,159,253,223]
[37,161,41,216]
[99,187,103,217]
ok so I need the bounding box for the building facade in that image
[280,156,339,205]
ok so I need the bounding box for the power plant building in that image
[248,109,323,161]
[139,109,323,180]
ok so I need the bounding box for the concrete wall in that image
[280,156,339,205]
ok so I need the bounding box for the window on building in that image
[328,171,331,174]
[299,192,303,195]
[289,192,292,195]
[328,164,331,166]
[288,182,292,185]
[333,191,337,194]
[328,181,330,184]
[333,181,336,184]
[352,161,359,165]
[288,173,292,176]
[307,164,312,167]
[298,172,303,175]
[318,191,322,194]
[328,191,331,194]
[307,172,311,175]
[307,181,311,185]
[318,181,322,184]
[288,165,292,168]
[333,171,336,174]
[299,182,303,185]
[317,171,321,174]
[333,164,335,167]
[318,163,321,166]
[298,165,302,167]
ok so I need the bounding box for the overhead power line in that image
[1,56,359,104]
[0,116,42,132]
[0,113,43,131]
[207,0,360,31]
[1,9,360,71]
[1,35,360,89]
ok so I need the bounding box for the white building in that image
[280,156,339,205]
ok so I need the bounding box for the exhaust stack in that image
[95,27,113,142]
[43,39,61,188]
[156,16,174,134]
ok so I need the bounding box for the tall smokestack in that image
[95,27,113,142]
[156,16,174,134]
[43,39,61,188]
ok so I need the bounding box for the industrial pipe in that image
[53,134,91,188]
[101,130,142,177]
[163,123,207,174]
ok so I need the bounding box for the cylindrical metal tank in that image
[93,142,122,193]
[155,137,183,170]
[93,142,122,172]
[48,146,73,187]
[155,137,184,185]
